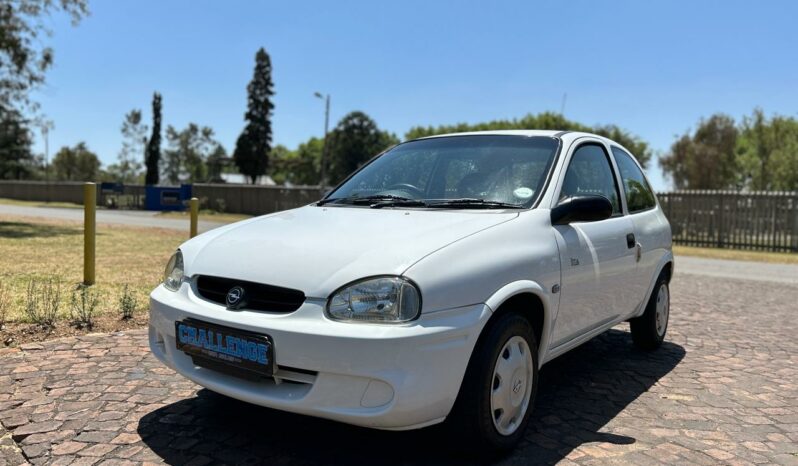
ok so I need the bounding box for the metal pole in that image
[189,197,199,238]
[41,121,53,201]
[43,126,49,182]
[83,183,96,285]
[316,93,331,187]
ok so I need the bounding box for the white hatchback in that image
[149,130,672,452]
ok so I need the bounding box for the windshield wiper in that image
[370,199,428,209]
[317,194,416,206]
[426,198,524,209]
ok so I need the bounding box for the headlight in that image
[163,250,185,291]
[327,277,420,323]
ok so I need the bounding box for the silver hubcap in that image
[655,283,669,337]
[490,336,534,436]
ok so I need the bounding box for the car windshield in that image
[324,135,560,208]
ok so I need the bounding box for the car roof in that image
[414,129,611,144]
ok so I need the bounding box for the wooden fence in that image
[2,181,797,252]
[0,180,327,216]
[658,191,798,252]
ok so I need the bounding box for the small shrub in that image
[214,198,226,213]
[119,284,137,320]
[71,284,100,330]
[25,278,61,327]
[0,283,10,329]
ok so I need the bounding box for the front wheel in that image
[447,313,539,454]
[630,277,670,350]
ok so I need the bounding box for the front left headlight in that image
[327,276,421,323]
[163,250,184,291]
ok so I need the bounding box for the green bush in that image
[25,278,61,327]
[0,283,9,329]
[71,284,100,330]
[119,284,137,320]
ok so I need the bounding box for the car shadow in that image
[137,327,685,465]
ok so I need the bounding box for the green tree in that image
[206,144,228,183]
[145,92,162,185]
[0,0,88,111]
[233,47,274,184]
[0,105,34,179]
[163,123,219,184]
[405,111,652,168]
[736,109,798,191]
[270,137,323,185]
[659,114,739,190]
[52,142,100,181]
[327,111,399,184]
[110,109,146,183]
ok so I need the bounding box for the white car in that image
[149,130,672,452]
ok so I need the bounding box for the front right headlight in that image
[163,250,184,291]
[326,276,421,323]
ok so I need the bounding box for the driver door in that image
[550,141,638,348]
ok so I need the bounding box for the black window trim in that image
[556,140,625,218]
[609,145,659,215]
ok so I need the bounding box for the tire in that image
[447,313,539,455]
[630,274,670,350]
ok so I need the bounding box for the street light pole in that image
[40,120,54,202]
[40,121,53,182]
[314,92,330,187]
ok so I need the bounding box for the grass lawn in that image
[0,214,185,324]
[673,245,798,264]
[0,197,84,209]
[157,210,251,224]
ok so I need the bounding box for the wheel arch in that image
[632,251,675,319]
[484,281,553,367]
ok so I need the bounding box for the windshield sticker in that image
[513,187,534,200]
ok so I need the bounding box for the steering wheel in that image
[387,183,425,198]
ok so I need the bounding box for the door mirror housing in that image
[551,195,613,225]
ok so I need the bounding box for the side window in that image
[611,147,656,213]
[559,144,621,214]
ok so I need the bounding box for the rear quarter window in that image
[611,147,657,213]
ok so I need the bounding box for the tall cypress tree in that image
[233,48,274,184]
[145,92,162,185]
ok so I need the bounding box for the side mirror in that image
[551,195,613,225]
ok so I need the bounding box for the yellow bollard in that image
[83,183,96,285]
[189,197,199,238]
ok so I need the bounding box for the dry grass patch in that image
[674,245,798,264]
[0,214,186,323]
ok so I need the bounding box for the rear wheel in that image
[630,275,670,350]
[447,313,539,454]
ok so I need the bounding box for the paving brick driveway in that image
[1,272,797,466]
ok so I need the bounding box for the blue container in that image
[144,184,193,211]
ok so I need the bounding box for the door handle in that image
[626,233,636,249]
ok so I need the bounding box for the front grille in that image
[195,275,305,313]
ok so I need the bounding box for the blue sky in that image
[30,0,798,190]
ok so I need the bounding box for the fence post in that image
[189,197,199,238]
[792,193,798,252]
[83,183,96,285]
[717,192,724,248]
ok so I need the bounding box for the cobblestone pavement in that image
[1,272,797,466]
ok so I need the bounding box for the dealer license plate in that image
[175,318,274,377]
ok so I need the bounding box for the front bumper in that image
[149,283,490,430]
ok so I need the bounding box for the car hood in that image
[181,205,518,298]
